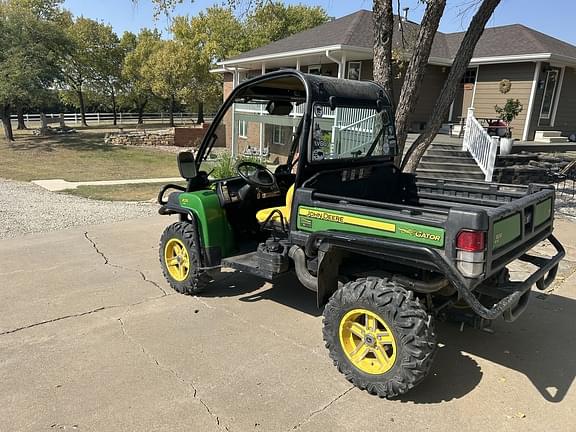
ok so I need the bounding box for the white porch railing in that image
[333,113,377,155]
[462,107,499,182]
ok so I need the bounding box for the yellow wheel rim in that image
[339,308,397,375]
[164,238,190,282]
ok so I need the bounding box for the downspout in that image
[325,49,345,78]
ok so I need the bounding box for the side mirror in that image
[178,151,198,180]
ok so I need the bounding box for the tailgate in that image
[486,187,555,275]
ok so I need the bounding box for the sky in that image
[62,0,576,45]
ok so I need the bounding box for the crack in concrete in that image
[290,386,355,431]
[0,295,171,336]
[117,317,229,431]
[84,232,168,296]
[0,307,107,336]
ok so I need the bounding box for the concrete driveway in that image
[1,216,576,431]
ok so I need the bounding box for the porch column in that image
[261,63,266,75]
[231,69,239,157]
[259,94,264,159]
[522,61,541,141]
[338,53,347,79]
[296,58,301,71]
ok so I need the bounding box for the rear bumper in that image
[464,234,564,320]
[303,231,564,320]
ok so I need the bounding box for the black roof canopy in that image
[235,70,392,108]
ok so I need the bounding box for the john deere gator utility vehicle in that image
[157,70,564,398]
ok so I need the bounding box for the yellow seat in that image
[256,184,295,224]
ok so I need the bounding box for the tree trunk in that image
[77,90,88,126]
[16,105,27,130]
[372,0,395,102]
[1,105,15,142]
[196,101,204,124]
[402,0,501,173]
[137,100,147,125]
[111,88,118,126]
[395,0,447,164]
[169,95,175,127]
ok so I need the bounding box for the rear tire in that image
[159,221,210,295]
[323,277,436,398]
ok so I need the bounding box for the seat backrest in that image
[284,184,295,220]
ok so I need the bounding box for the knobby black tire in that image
[323,277,436,398]
[159,221,210,295]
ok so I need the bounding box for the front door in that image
[452,68,477,122]
[538,67,561,127]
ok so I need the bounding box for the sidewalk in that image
[32,177,183,191]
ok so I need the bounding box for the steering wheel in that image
[237,161,277,190]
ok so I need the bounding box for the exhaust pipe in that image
[288,246,318,292]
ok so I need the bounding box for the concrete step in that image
[426,148,471,157]
[421,154,477,164]
[534,130,563,139]
[533,136,568,144]
[429,143,464,150]
[416,167,485,180]
[418,161,483,172]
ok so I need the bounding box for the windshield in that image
[309,103,396,163]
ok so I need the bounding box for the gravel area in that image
[0,179,157,239]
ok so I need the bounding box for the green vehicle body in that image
[156,70,566,399]
[178,190,235,258]
[158,70,564,323]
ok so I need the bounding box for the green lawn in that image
[0,131,180,181]
[64,182,187,202]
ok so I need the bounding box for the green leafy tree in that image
[0,0,68,140]
[121,29,162,123]
[142,40,194,126]
[244,2,329,50]
[172,7,245,123]
[60,17,120,126]
[89,24,124,125]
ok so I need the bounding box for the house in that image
[213,9,576,161]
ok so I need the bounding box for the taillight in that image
[456,230,485,252]
[456,230,486,278]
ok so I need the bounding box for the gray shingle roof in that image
[225,10,576,63]
[445,24,576,59]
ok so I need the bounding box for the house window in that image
[347,61,362,80]
[308,65,321,75]
[273,125,284,145]
[461,68,477,84]
[540,69,560,120]
[238,120,247,138]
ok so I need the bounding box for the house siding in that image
[472,62,535,139]
[410,65,449,130]
[354,60,447,131]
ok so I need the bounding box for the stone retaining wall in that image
[104,124,226,148]
[493,153,573,184]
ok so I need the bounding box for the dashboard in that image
[215,177,281,206]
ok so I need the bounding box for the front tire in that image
[159,221,210,295]
[323,277,436,398]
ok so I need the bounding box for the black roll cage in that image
[194,69,395,190]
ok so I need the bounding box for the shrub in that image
[210,152,267,179]
[494,98,523,125]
